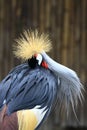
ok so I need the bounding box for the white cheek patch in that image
[36,54,43,65]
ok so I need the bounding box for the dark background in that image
[0,0,87,130]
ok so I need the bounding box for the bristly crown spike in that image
[13,30,52,61]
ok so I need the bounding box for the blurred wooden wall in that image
[0,0,87,129]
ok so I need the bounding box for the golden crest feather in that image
[13,30,52,60]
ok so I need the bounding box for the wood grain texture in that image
[0,0,87,129]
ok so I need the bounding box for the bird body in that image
[0,30,83,130]
[0,62,58,130]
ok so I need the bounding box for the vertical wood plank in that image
[62,0,70,65]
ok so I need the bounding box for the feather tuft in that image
[13,30,52,60]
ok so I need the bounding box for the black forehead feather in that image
[28,57,38,69]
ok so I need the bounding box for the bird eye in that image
[36,54,43,65]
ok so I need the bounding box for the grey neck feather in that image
[42,51,84,115]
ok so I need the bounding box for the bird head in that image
[27,53,48,69]
[27,54,42,69]
[13,30,50,69]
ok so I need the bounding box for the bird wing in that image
[0,63,58,117]
[0,63,28,109]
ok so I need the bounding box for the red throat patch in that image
[41,61,48,69]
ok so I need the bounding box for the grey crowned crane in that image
[0,30,83,130]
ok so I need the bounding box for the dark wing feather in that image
[0,76,12,108]
[0,63,58,116]
[7,67,58,114]
[0,63,29,108]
